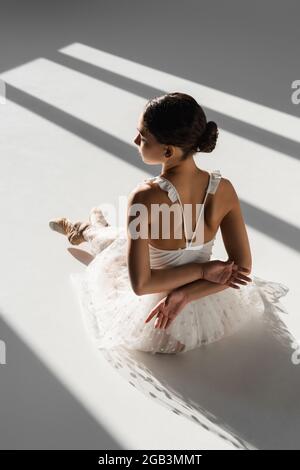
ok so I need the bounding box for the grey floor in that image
[0,0,299,449]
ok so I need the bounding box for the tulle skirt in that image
[69,219,290,355]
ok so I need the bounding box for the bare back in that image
[141,169,230,251]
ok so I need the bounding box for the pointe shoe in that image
[89,206,109,227]
[49,217,91,245]
[49,217,73,236]
[68,220,91,245]
[168,340,185,354]
[156,340,186,354]
[156,332,186,354]
[175,341,186,353]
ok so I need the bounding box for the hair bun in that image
[198,121,219,153]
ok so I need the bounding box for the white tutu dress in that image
[70,169,289,355]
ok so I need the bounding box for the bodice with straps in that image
[143,169,222,268]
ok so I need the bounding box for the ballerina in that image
[49,92,289,355]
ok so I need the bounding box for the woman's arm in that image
[218,179,252,271]
[178,278,231,304]
[127,186,204,295]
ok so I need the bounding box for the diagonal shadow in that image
[1,0,299,121]
[50,49,300,162]
[2,0,300,451]
[6,84,300,253]
[0,312,122,450]
[68,238,297,449]
[100,305,300,450]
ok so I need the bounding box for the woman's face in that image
[133,114,166,165]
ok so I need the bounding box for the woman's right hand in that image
[201,259,252,289]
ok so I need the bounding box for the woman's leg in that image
[155,331,186,354]
[89,206,109,227]
[49,207,110,246]
[81,207,119,256]
[49,218,90,245]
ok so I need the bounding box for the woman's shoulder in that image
[128,172,239,205]
[128,178,160,206]
[215,174,240,207]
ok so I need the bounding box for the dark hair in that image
[142,92,218,159]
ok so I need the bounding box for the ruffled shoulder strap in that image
[143,169,222,202]
[143,175,177,202]
[207,169,222,195]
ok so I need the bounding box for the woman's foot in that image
[49,217,91,245]
[156,332,186,354]
[89,207,109,227]
[175,341,186,353]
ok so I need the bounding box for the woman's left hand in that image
[144,289,188,330]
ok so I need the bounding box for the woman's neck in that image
[161,155,202,179]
